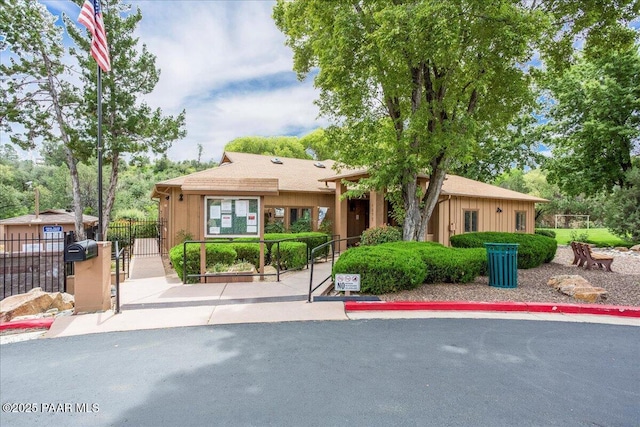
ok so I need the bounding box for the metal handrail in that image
[114,241,125,314]
[308,236,360,302]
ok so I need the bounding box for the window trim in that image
[515,210,527,233]
[463,209,479,233]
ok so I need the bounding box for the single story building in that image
[0,210,98,255]
[152,152,546,251]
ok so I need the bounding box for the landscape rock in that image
[0,288,74,323]
[547,275,608,303]
[630,244,640,252]
[614,247,629,252]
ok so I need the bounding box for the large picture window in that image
[464,210,478,233]
[205,197,260,237]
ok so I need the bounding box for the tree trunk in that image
[417,165,447,241]
[41,49,85,240]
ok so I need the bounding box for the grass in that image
[539,228,636,247]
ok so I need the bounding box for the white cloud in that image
[124,0,324,161]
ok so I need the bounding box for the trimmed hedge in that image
[382,242,487,284]
[535,229,556,238]
[332,245,427,294]
[230,243,260,267]
[169,243,237,283]
[271,241,307,270]
[450,232,557,269]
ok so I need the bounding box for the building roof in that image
[321,169,547,202]
[153,152,337,196]
[153,152,547,203]
[0,209,99,225]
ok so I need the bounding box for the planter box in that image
[204,272,253,283]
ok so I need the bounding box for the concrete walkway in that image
[45,256,347,338]
[39,253,639,339]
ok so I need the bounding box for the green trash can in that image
[484,243,519,288]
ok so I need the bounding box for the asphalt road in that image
[1,319,638,427]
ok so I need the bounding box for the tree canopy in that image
[542,41,640,196]
[273,0,639,241]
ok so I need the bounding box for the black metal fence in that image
[1,233,70,300]
[108,218,167,257]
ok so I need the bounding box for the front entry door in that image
[347,199,369,238]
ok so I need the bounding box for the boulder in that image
[614,247,629,252]
[0,288,74,323]
[547,275,608,303]
[630,244,640,252]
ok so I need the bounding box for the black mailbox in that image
[64,239,99,262]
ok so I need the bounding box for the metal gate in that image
[107,218,167,257]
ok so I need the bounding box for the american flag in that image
[78,0,111,73]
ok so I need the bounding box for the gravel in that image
[379,246,640,307]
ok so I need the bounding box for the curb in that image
[344,301,640,318]
[0,318,56,331]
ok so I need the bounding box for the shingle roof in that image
[0,209,99,225]
[154,152,547,203]
[155,152,337,194]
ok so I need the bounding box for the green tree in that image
[604,164,640,241]
[66,0,186,237]
[224,136,311,159]
[299,128,333,160]
[274,0,638,241]
[1,0,90,237]
[542,41,640,197]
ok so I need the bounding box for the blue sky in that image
[34,0,325,163]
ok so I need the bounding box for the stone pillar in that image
[73,241,112,313]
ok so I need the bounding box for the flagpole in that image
[97,65,103,241]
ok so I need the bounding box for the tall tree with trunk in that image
[66,0,186,238]
[274,0,639,241]
[1,0,91,238]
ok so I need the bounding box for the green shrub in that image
[264,221,286,233]
[382,242,486,283]
[360,225,402,246]
[230,243,260,268]
[450,232,557,269]
[272,241,307,270]
[535,229,556,238]
[333,245,427,294]
[264,232,330,259]
[169,242,238,283]
[290,216,312,233]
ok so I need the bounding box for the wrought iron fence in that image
[107,218,167,257]
[1,233,70,299]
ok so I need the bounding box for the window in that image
[515,211,527,232]
[464,210,478,233]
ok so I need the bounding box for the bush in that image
[382,242,486,283]
[169,242,238,283]
[360,225,402,246]
[450,232,557,269]
[230,243,260,268]
[290,216,312,233]
[264,221,286,233]
[272,241,307,270]
[263,232,330,259]
[535,229,556,238]
[333,245,427,294]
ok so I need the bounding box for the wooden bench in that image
[578,242,614,272]
[570,241,586,266]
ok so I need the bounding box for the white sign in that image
[221,215,232,228]
[335,274,361,292]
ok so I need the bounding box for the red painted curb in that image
[344,301,640,318]
[0,318,55,331]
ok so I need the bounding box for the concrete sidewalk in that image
[45,257,348,338]
[37,254,639,339]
